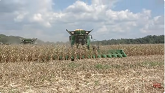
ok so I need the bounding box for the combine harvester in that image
[66,29,127,60]
[20,38,37,44]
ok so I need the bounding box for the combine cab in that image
[20,38,37,44]
[66,29,127,59]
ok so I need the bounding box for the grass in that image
[95,64,109,69]
[140,61,164,67]
[68,62,81,69]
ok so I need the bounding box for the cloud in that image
[0,0,164,42]
[140,16,164,34]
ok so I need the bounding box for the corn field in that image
[0,44,164,93]
[0,44,98,62]
[0,44,164,62]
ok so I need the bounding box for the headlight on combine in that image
[86,32,88,34]
[71,32,74,34]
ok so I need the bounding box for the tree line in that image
[0,34,164,45]
[92,35,164,45]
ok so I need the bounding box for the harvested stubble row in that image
[0,44,163,62]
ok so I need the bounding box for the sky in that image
[0,0,164,42]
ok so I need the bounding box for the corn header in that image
[66,29,127,60]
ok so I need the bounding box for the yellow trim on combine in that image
[75,29,84,31]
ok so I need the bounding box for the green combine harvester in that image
[66,29,127,59]
[20,38,37,44]
[66,29,92,49]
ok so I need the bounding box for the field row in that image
[0,44,164,62]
